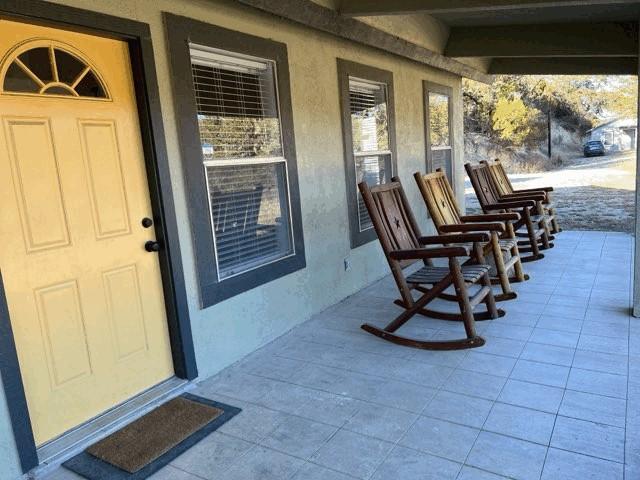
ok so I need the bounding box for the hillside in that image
[464,75,637,172]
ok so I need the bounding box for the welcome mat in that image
[63,393,241,480]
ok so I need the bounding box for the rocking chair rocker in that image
[358,179,503,350]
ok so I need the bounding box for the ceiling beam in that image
[339,0,640,17]
[489,57,638,74]
[233,0,493,83]
[445,22,638,57]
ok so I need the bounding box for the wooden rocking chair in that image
[412,170,528,302]
[358,179,503,350]
[477,160,555,245]
[465,162,552,262]
[482,159,562,234]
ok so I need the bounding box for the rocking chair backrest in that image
[465,163,503,211]
[358,180,424,271]
[492,159,515,193]
[411,170,461,230]
[481,159,512,196]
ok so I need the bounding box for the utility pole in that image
[547,107,552,158]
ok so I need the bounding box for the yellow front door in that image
[0,20,174,445]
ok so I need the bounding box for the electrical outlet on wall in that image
[344,258,352,271]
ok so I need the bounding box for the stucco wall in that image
[0,1,464,476]
[0,385,21,480]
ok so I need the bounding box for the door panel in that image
[79,120,132,239]
[102,264,149,361]
[0,20,174,445]
[4,117,71,251]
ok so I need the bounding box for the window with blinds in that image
[190,44,294,280]
[348,78,392,231]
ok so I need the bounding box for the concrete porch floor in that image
[49,231,638,480]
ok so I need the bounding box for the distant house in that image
[585,117,638,152]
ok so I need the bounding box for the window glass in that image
[55,49,86,84]
[348,77,392,232]
[2,45,108,99]
[190,45,294,280]
[18,47,54,83]
[429,92,450,147]
[3,62,39,92]
[349,80,389,153]
[426,86,453,185]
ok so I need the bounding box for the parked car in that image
[583,140,606,157]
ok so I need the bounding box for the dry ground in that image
[465,151,636,233]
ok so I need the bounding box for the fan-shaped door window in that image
[2,44,108,99]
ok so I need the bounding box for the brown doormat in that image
[63,393,241,480]
[86,397,221,473]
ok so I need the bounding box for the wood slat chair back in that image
[484,161,512,196]
[483,158,562,234]
[465,163,504,211]
[411,170,461,229]
[361,181,424,271]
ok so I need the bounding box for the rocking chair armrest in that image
[389,246,469,260]
[515,186,553,193]
[460,213,520,222]
[419,232,490,244]
[500,192,546,201]
[485,199,536,210]
[439,223,505,233]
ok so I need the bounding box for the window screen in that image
[190,45,294,280]
[348,78,392,231]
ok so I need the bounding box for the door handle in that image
[145,241,160,252]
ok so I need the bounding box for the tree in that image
[491,96,541,146]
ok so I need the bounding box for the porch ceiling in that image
[339,0,640,75]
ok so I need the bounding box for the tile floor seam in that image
[210,391,464,464]
[170,438,263,480]
[167,463,213,480]
[518,280,572,480]
[213,429,352,480]
[205,383,432,421]
[264,354,454,391]
[366,401,438,480]
[538,292,595,479]
[546,444,627,466]
[458,341,517,478]
[623,257,632,479]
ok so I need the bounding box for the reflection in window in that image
[429,92,450,147]
[427,88,453,185]
[190,44,294,280]
[2,44,108,98]
[348,77,392,231]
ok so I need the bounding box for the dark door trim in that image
[0,0,197,473]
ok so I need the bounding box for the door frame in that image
[0,0,197,473]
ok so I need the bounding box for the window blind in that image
[191,45,282,160]
[190,45,294,280]
[206,163,292,279]
[349,79,390,153]
[348,77,392,231]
